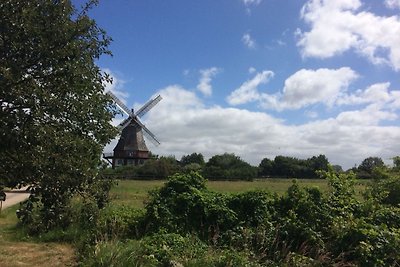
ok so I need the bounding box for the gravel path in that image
[1,188,30,210]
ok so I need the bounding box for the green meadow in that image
[110,178,370,208]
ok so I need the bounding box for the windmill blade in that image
[134,118,161,146]
[107,91,133,117]
[135,95,162,118]
[142,126,161,146]
[118,117,131,130]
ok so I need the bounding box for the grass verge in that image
[0,205,77,267]
[110,178,370,208]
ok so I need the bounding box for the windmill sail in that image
[107,91,133,116]
[133,117,160,146]
[136,95,162,117]
[104,90,162,168]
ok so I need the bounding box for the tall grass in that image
[110,178,370,208]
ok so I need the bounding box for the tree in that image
[358,157,385,178]
[261,155,330,178]
[137,156,181,179]
[258,157,273,177]
[393,156,400,171]
[307,155,329,172]
[0,0,116,230]
[180,153,205,166]
[203,153,257,180]
[272,156,299,178]
[332,165,344,173]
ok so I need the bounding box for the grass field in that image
[110,178,370,208]
[0,206,76,267]
[0,177,369,266]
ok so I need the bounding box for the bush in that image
[83,234,261,267]
[96,205,145,240]
[333,219,400,266]
[82,239,158,267]
[143,172,237,240]
[228,190,275,227]
[62,170,400,266]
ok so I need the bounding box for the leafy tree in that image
[260,155,330,178]
[393,156,400,171]
[307,154,329,173]
[180,153,205,166]
[0,0,116,230]
[137,156,181,179]
[332,165,344,173]
[258,157,273,177]
[271,156,300,178]
[203,153,257,180]
[358,157,385,178]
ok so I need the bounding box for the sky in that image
[75,0,400,169]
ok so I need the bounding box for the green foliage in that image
[323,169,358,216]
[102,156,181,180]
[17,169,400,266]
[203,153,258,180]
[143,172,237,239]
[393,156,400,170]
[180,153,205,166]
[259,155,329,179]
[334,219,400,266]
[276,182,327,249]
[357,157,385,179]
[228,190,275,227]
[83,234,261,267]
[0,0,116,231]
[365,170,400,206]
[95,205,145,240]
[82,239,158,267]
[137,157,181,179]
[258,157,274,177]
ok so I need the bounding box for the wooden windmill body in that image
[104,91,162,168]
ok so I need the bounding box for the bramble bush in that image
[77,169,400,266]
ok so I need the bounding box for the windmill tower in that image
[104,91,162,168]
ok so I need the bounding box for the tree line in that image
[103,153,396,180]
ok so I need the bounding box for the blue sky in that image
[75,0,400,169]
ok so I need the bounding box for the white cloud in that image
[385,0,400,9]
[305,110,318,119]
[248,67,257,74]
[280,67,358,109]
[242,0,262,14]
[102,68,129,104]
[197,67,220,96]
[242,0,262,6]
[335,82,400,115]
[337,82,392,106]
[336,104,397,126]
[276,39,286,46]
[103,68,400,170]
[228,67,358,111]
[390,91,400,109]
[183,69,190,76]
[297,0,400,71]
[131,85,400,170]
[242,33,256,49]
[227,70,274,105]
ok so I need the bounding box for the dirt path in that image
[2,188,30,210]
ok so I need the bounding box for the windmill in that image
[103,91,162,168]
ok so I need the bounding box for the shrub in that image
[83,239,158,267]
[228,190,276,227]
[333,219,400,266]
[143,172,237,240]
[96,205,145,240]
